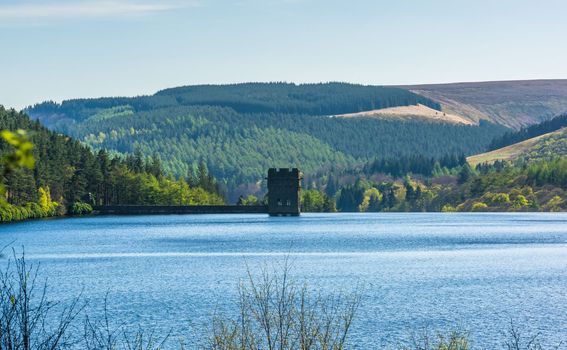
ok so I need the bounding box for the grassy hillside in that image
[488,113,567,150]
[468,127,567,166]
[402,80,567,129]
[24,83,508,199]
[335,103,473,125]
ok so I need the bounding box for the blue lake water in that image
[1,213,567,348]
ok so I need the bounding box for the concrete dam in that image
[93,168,302,216]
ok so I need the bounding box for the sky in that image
[1,0,567,110]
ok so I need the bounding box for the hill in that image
[29,82,440,130]
[402,79,567,129]
[24,83,507,199]
[468,127,567,166]
[488,113,567,150]
[335,103,473,125]
[0,106,224,222]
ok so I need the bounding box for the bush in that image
[0,249,83,349]
[236,195,259,206]
[511,195,529,209]
[492,193,511,204]
[472,202,488,212]
[301,189,337,212]
[400,330,470,350]
[543,195,564,211]
[25,202,43,218]
[69,202,93,216]
[441,204,457,212]
[207,260,360,350]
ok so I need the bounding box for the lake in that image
[1,213,567,348]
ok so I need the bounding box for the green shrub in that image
[69,202,93,216]
[511,194,529,209]
[441,204,457,212]
[544,195,564,211]
[236,194,259,206]
[492,193,511,204]
[472,202,488,212]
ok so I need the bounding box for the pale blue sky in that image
[1,0,567,109]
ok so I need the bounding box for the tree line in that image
[25,101,507,201]
[28,82,442,125]
[0,106,224,222]
[363,154,467,178]
[331,159,567,213]
[25,82,510,200]
[489,113,567,150]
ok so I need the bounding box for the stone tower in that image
[267,168,302,216]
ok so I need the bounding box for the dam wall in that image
[93,205,268,215]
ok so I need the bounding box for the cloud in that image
[0,1,192,20]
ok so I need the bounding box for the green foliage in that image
[69,201,93,215]
[29,82,441,124]
[358,188,382,212]
[236,194,260,206]
[108,167,224,206]
[0,106,225,223]
[300,189,336,212]
[25,83,508,200]
[441,204,457,212]
[0,188,60,222]
[491,193,511,204]
[526,158,567,188]
[0,129,35,171]
[458,163,474,184]
[332,158,567,213]
[511,195,529,209]
[336,180,371,212]
[38,186,58,216]
[365,154,466,177]
[337,180,407,212]
[471,202,488,211]
[519,128,567,163]
[543,195,564,211]
[489,113,567,150]
[88,105,134,123]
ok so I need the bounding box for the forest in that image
[489,113,567,150]
[328,158,567,213]
[25,83,508,200]
[61,106,503,186]
[362,154,467,178]
[298,110,567,212]
[0,106,224,223]
[238,151,567,213]
[3,104,567,217]
[11,82,567,215]
[27,82,441,126]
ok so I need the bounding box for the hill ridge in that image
[468,127,567,166]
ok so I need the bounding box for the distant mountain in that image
[24,82,508,199]
[28,82,440,131]
[468,127,567,166]
[402,80,567,129]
